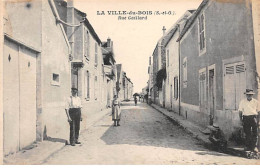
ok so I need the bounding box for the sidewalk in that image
[4,107,112,165]
[150,103,249,158]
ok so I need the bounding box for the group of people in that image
[65,87,259,154]
[65,88,121,146]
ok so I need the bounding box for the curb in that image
[150,103,257,159]
[4,108,112,165]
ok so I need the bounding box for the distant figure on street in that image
[239,89,259,152]
[208,124,227,151]
[134,96,137,106]
[112,95,121,126]
[65,88,82,146]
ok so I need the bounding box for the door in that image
[224,62,246,110]
[3,39,20,155]
[170,85,173,109]
[199,69,207,114]
[19,46,37,149]
[208,69,215,125]
[3,39,37,155]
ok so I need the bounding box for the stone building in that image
[176,0,257,139]
[55,0,107,130]
[164,10,195,112]
[3,0,71,155]
[102,38,117,107]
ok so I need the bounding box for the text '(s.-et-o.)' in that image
[96,11,176,21]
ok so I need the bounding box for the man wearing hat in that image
[238,89,259,152]
[65,88,82,146]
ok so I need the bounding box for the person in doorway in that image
[65,88,82,146]
[239,89,259,152]
[208,124,227,151]
[112,95,121,126]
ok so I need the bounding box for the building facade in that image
[164,10,195,112]
[177,0,256,138]
[3,0,71,155]
[102,38,117,107]
[55,0,107,130]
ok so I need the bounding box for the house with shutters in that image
[116,64,124,100]
[102,38,117,107]
[54,0,107,130]
[152,27,169,107]
[164,10,195,113]
[176,0,257,139]
[2,0,71,155]
[123,72,133,101]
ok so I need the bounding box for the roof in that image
[164,10,196,47]
[54,0,101,44]
[152,10,195,56]
[176,0,209,42]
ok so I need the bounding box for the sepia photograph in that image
[0,0,260,165]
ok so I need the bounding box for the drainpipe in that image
[67,0,75,57]
[177,24,181,116]
[48,0,72,58]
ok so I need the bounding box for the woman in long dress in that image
[112,95,121,126]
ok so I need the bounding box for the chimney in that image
[162,26,166,35]
[107,37,111,48]
[67,0,75,56]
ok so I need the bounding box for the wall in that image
[0,0,3,162]
[152,46,159,104]
[180,0,256,137]
[3,0,42,155]
[165,31,180,112]
[40,0,71,141]
[4,0,42,51]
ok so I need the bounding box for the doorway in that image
[208,67,215,125]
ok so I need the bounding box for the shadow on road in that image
[45,136,67,144]
[100,102,230,157]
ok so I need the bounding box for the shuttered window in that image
[84,29,90,60]
[183,57,187,88]
[174,77,178,99]
[224,62,246,110]
[199,70,207,107]
[85,71,90,99]
[94,76,98,100]
[199,14,206,52]
[95,43,98,67]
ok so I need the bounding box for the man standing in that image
[239,89,259,152]
[65,88,82,146]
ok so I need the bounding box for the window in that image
[167,49,169,67]
[199,70,207,107]
[224,62,246,110]
[198,13,206,53]
[174,77,178,99]
[168,71,169,84]
[85,71,90,99]
[95,43,98,66]
[94,76,98,100]
[183,57,187,88]
[84,29,90,60]
[51,73,60,86]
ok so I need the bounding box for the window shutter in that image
[235,63,246,109]
[224,64,236,110]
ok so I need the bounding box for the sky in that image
[74,0,202,93]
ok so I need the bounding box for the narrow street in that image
[43,101,259,165]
